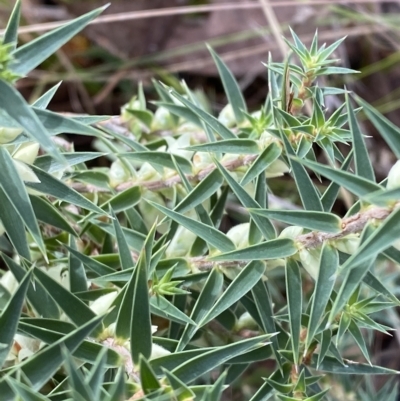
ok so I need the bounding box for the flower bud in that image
[227,223,250,249]
[90,291,118,315]
[13,142,40,165]
[266,159,289,178]
[0,127,23,144]
[13,159,40,183]
[387,160,400,190]
[139,191,169,233]
[235,312,258,332]
[166,225,197,257]
[109,159,130,188]
[218,104,236,128]
[298,247,321,280]
[152,106,174,130]
[334,234,360,254]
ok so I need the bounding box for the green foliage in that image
[0,6,399,400]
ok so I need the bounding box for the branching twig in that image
[189,204,399,270]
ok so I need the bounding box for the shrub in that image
[0,2,399,400]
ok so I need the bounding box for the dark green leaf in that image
[148,200,235,253]
[0,270,31,368]
[11,6,107,75]
[3,0,21,49]
[0,147,45,254]
[286,259,302,366]
[210,238,297,261]
[0,80,61,159]
[346,93,374,181]
[249,209,342,233]
[200,261,265,326]
[208,45,247,122]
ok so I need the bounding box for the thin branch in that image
[189,204,399,270]
[1,0,389,36]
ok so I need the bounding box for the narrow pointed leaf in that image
[2,254,59,319]
[33,267,98,331]
[112,211,134,270]
[171,91,236,139]
[208,45,247,122]
[0,315,103,398]
[172,335,271,383]
[214,158,276,239]
[286,259,302,365]
[0,187,30,259]
[63,349,94,401]
[347,93,375,181]
[311,355,398,374]
[26,165,105,214]
[148,200,235,253]
[177,268,224,351]
[250,209,342,233]
[355,95,400,159]
[6,378,50,401]
[30,196,76,236]
[68,236,87,293]
[210,238,297,261]
[0,147,45,253]
[252,280,281,363]
[241,142,282,186]
[130,252,152,364]
[140,355,161,394]
[3,0,21,49]
[186,138,259,154]
[11,6,107,75]
[0,81,61,159]
[282,133,323,211]
[163,369,195,399]
[120,151,192,174]
[32,82,62,109]
[306,244,338,348]
[200,261,265,326]
[294,157,382,197]
[0,270,31,368]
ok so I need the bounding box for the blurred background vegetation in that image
[2,0,400,398]
[1,0,399,178]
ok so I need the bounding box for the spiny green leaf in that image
[249,209,342,233]
[171,91,236,139]
[26,165,105,214]
[10,6,107,75]
[214,158,276,239]
[0,270,32,368]
[286,259,302,366]
[199,261,265,326]
[32,82,62,109]
[293,157,382,198]
[186,139,259,154]
[120,151,192,174]
[306,244,338,349]
[282,133,323,211]
[130,251,152,364]
[208,45,247,122]
[346,93,375,181]
[355,95,400,159]
[0,147,45,254]
[240,142,282,186]
[172,335,271,383]
[177,268,224,351]
[0,80,62,160]
[33,267,98,332]
[148,200,235,253]
[210,238,297,261]
[3,0,21,50]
